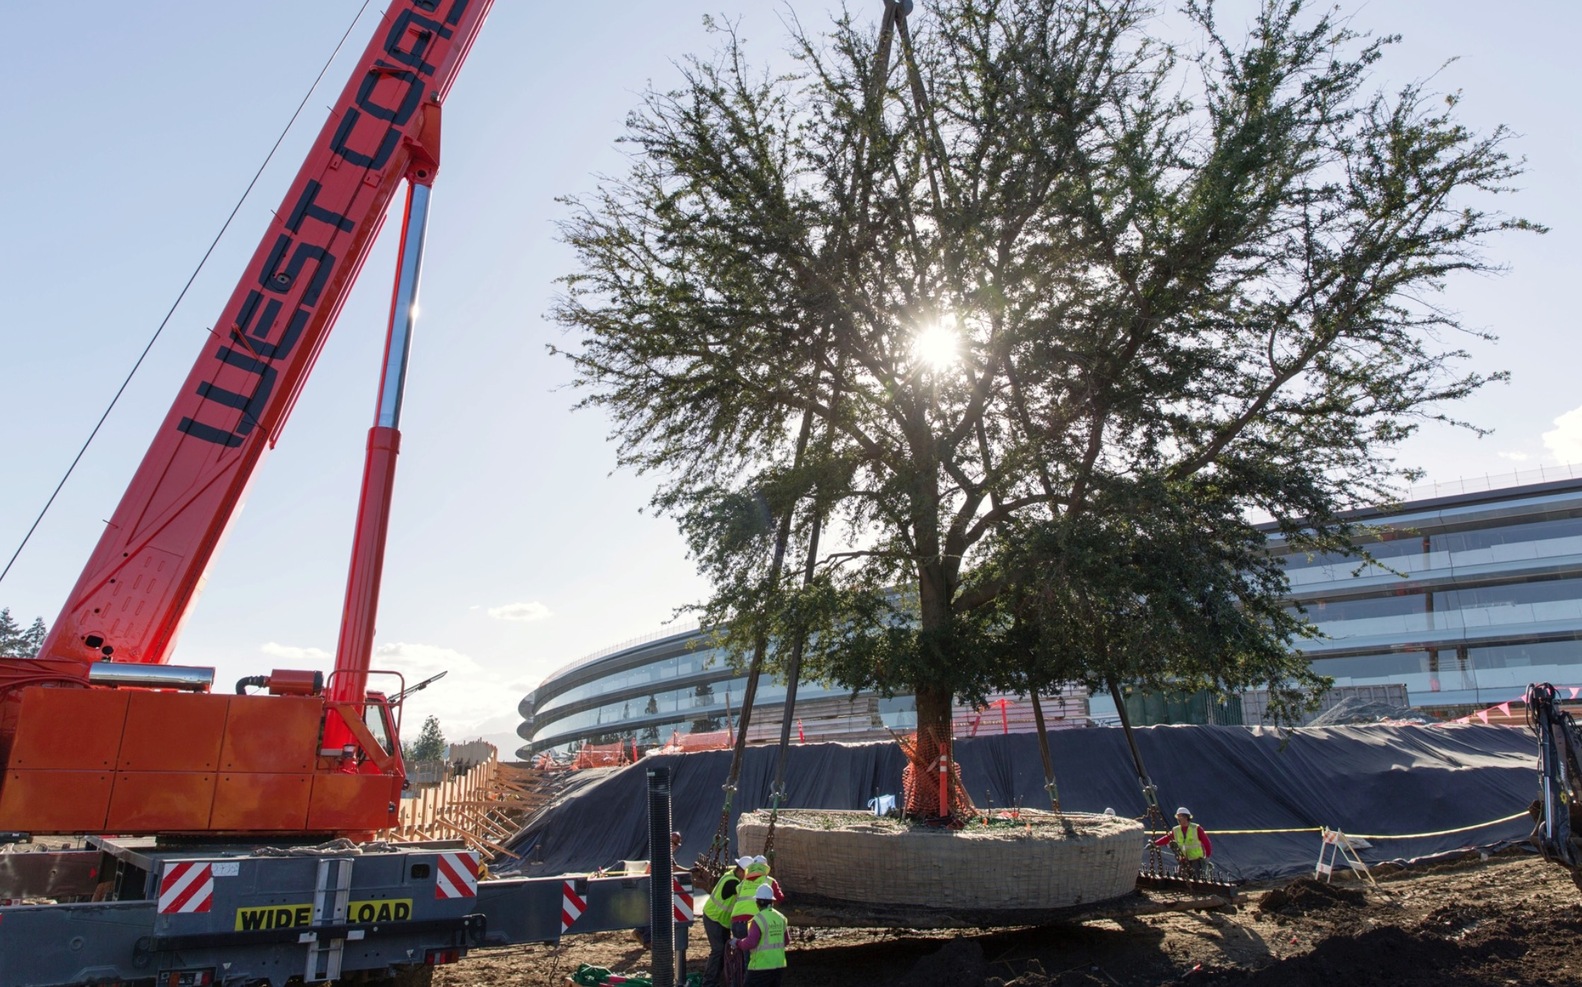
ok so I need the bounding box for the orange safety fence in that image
[571,742,633,770]
[897,726,976,822]
[651,729,734,754]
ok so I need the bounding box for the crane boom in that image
[0,0,495,840]
[0,15,694,985]
[39,0,492,669]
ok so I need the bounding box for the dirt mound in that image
[1176,910,1582,986]
[897,938,988,987]
[1254,877,1367,917]
[1422,902,1490,936]
[437,850,1582,987]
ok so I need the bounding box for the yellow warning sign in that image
[235,903,312,931]
[347,898,413,923]
[234,898,413,931]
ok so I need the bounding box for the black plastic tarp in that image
[501,724,1538,883]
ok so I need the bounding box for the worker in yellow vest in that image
[735,883,787,985]
[1152,807,1214,878]
[751,854,783,904]
[700,855,753,987]
[635,831,687,947]
[728,855,773,940]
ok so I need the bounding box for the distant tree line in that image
[0,609,46,658]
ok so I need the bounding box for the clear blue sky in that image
[2,2,1578,753]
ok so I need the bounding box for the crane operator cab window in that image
[363,696,395,757]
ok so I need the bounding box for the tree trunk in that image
[903,684,964,819]
[903,405,967,818]
[915,547,955,744]
[915,685,953,741]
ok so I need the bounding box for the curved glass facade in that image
[519,477,1582,754]
[1270,479,1582,714]
[517,629,919,758]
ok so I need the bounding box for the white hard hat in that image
[752,854,768,866]
[1175,807,1192,817]
[754,884,776,901]
[735,855,755,868]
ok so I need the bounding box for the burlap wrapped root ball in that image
[738,808,1141,909]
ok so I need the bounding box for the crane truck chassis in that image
[0,825,693,987]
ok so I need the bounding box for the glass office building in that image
[519,476,1582,756]
[517,629,920,758]
[1269,476,1582,714]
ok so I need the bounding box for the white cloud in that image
[1542,407,1582,464]
[1497,450,1531,462]
[372,641,484,680]
[260,642,332,662]
[486,601,552,623]
[370,642,523,754]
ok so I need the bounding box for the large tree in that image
[553,0,1534,762]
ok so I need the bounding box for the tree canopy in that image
[552,0,1536,735]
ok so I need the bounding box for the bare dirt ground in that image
[436,849,1582,987]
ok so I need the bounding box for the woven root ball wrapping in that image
[739,809,1141,910]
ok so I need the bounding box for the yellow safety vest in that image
[1173,823,1206,860]
[748,907,787,970]
[702,870,738,925]
[730,870,770,920]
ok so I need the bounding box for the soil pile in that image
[1253,877,1367,918]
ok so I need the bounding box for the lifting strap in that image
[1028,692,1075,833]
[738,0,906,866]
[883,0,1070,825]
[699,407,820,882]
[763,365,847,862]
[1110,681,1173,873]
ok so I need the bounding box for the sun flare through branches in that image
[910,321,960,373]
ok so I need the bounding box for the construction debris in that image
[1306,697,1435,727]
[383,749,570,863]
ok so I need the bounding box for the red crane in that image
[0,0,494,838]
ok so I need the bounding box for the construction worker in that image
[729,855,778,940]
[635,831,688,947]
[1153,807,1213,878]
[735,883,787,986]
[751,854,784,903]
[701,855,752,987]
[643,831,685,874]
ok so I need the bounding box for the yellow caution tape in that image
[1196,809,1529,840]
[1342,810,1530,841]
[1208,826,1322,835]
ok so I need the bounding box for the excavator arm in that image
[1525,682,1582,889]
